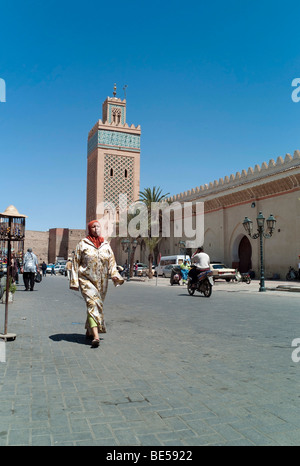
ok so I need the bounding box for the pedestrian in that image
[16,257,20,284]
[10,253,18,284]
[180,259,189,285]
[65,259,72,280]
[298,255,300,280]
[69,220,124,348]
[21,248,40,291]
[41,261,47,277]
[51,264,56,276]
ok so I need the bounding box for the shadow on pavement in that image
[49,333,90,345]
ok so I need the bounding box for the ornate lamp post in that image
[242,211,276,292]
[0,205,27,340]
[121,238,138,281]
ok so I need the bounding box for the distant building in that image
[24,228,85,263]
[161,151,300,279]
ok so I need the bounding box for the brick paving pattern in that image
[0,275,299,446]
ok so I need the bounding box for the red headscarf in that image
[86,220,104,248]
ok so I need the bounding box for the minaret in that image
[86,85,141,226]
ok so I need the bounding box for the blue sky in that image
[1,0,300,231]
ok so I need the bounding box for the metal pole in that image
[259,229,266,292]
[127,245,130,281]
[4,218,12,334]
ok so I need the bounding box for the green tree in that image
[139,186,170,278]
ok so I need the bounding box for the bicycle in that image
[286,266,299,281]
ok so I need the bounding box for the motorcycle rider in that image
[190,246,211,287]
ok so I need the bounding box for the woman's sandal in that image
[91,339,100,348]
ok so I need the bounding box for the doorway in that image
[238,235,252,273]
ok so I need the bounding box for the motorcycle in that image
[235,270,251,284]
[286,266,299,281]
[170,266,182,285]
[187,265,213,297]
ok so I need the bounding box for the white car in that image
[161,264,176,278]
[210,263,236,282]
[136,263,148,276]
[54,264,65,274]
[46,264,54,274]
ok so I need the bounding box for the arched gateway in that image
[238,235,252,273]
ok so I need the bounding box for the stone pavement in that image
[0,274,300,446]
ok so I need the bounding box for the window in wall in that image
[110,168,113,176]
[112,107,121,124]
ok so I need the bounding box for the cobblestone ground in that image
[0,275,300,446]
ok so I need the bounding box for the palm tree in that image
[139,186,170,278]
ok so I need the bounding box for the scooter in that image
[170,266,182,285]
[187,266,213,297]
[235,270,251,284]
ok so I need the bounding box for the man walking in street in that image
[21,248,39,291]
[65,259,72,280]
[41,261,47,277]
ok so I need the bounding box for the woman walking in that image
[70,220,124,347]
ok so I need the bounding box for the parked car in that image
[136,263,148,276]
[0,262,7,275]
[58,264,66,275]
[46,264,54,274]
[54,264,65,275]
[210,263,236,282]
[161,264,176,278]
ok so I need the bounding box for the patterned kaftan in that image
[70,239,124,334]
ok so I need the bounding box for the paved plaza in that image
[0,274,300,446]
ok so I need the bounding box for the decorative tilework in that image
[99,130,140,150]
[104,154,134,208]
[88,130,140,155]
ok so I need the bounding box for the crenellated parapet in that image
[88,119,141,139]
[169,151,300,202]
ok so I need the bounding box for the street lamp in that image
[0,205,27,340]
[242,211,276,292]
[121,238,138,281]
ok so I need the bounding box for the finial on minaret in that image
[113,83,117,97]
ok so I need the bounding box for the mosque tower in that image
[86,85,141,227]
